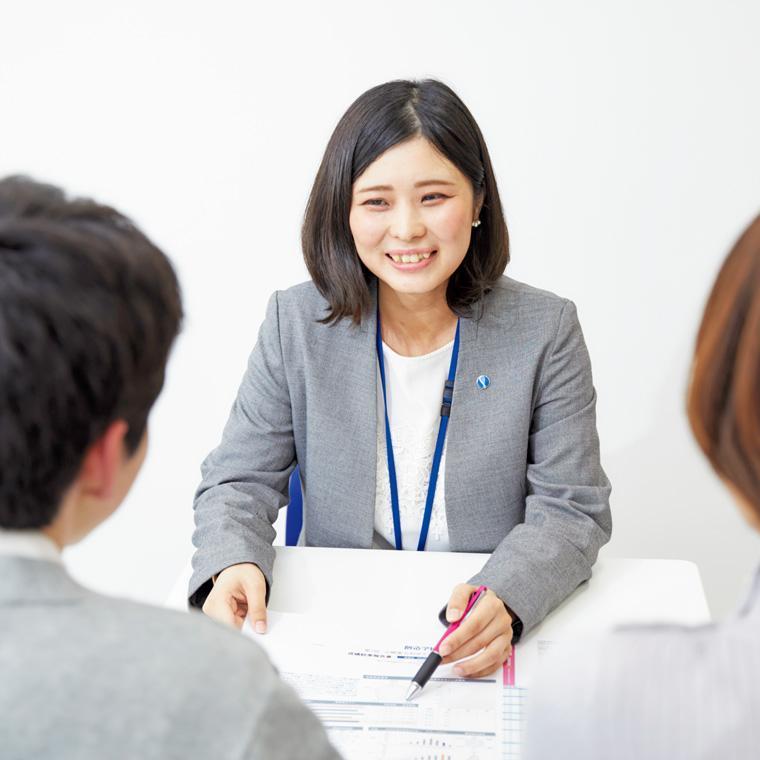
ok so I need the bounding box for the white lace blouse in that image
[374,339,454,551]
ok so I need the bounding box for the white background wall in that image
[2,1,759,617]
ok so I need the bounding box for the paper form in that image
[245,611,538,759]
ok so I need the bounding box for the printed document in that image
[245,611,530,759]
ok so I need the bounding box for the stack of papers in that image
[245,611,529,759]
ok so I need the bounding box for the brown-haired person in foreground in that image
[0,177,340,760]
[525,214,760,760]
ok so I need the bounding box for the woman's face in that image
[349,136,481,300]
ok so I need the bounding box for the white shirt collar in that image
[0,530,62,564]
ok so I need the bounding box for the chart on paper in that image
[500,654,526,760]
[247,611,528,759]
[292,668,500,758]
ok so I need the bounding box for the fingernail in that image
[454,666,465,677]
[447,608,461,621]
[255,621,267,634]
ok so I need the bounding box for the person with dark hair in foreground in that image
[191,79,612,677]
[525,214,760,760]
[0,176,340,760]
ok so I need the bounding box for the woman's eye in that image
[422,193,447,202]
[364,198,388,207]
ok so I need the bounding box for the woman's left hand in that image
[437,583,513,679]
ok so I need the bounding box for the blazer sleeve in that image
[188,291,295,608]
[468,300,612,633]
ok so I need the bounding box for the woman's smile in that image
[385,248,437,269]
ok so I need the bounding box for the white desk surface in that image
[166,547,710,643]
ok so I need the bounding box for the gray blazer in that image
[0,556,339,760]
[190,276,612,632]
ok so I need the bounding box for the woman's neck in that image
[378,281,458,357]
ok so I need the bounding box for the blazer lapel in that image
[342,300,378,547]
[309,284,378,548]
[445,299,516,549]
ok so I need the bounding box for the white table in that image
[167,548,709,758]
[166,547,710,641]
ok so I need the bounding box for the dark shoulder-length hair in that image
[302,79,509,325]
[688,214,760,520]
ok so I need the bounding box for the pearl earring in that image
[472,220,481,228]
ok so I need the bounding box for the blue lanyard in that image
[376,311,461,551]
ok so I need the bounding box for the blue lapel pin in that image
[476,374,490,390]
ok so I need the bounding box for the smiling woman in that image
[190,79,612,679]
[351,138,480,307]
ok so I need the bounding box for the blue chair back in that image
[285,464,303,546]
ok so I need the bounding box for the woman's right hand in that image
[202,562,268,633]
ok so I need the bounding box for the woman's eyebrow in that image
[355,179,457,194]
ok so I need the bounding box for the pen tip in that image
[405,683,420,702]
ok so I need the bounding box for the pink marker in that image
[405,585,488,701]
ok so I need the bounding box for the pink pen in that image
[405,585,488,701]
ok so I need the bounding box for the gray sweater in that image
[0,556,340,760]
